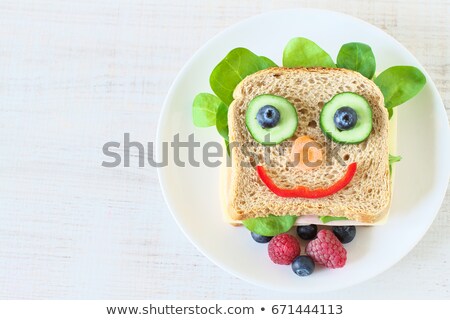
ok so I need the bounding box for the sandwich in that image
[223,67,391,225]
[192,37,425,232]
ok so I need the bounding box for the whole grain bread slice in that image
[227,67,390,223]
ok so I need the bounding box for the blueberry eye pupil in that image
[256,105,281,129]
[334,106,358,131]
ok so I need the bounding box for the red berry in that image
[306,229,347,268]
[268,234,300,265]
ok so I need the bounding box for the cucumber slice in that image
[319,92,373,144]
[246,94,298,145]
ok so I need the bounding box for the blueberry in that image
[332,226,356,244]
[256,105,280,129]
[334,106,358,130]
[296,224,318,240]
[251,232,273,243]
[291,256,315,277]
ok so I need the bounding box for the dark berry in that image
[332,226,356,244]
[334,106,358,130]
[256,105,280,129]
[296,224,318,240]
[251,232,273,243]
[291,256,315,276]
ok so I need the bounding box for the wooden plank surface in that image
[0,0,448,299]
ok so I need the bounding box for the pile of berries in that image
[251,225,356,277]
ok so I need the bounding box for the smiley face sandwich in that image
[193,37,425,232]
[225,66,390,224]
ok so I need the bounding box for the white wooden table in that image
[0,0,448,299]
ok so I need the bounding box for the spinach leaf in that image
[389,154,402,175]
[242,214,297,236]
[337,42,376,79]
[283,37,335,68]
[319,216,348,224]
[216,103,229,141]
[389,154,402,164]
[192,93,225,127]
[374,66,426,109]
[259,56,277,67]
[224,139,230,157]
[209,48,275,106]
[388,107,393,119]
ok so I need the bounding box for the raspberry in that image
[306,230,347,268]
[268,234,300,265]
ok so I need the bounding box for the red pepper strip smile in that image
[256,163,357,198]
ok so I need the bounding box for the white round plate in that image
[157,9,450,292]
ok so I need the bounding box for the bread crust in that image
[227,67,390,223]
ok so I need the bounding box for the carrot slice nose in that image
[289,136,323,170]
